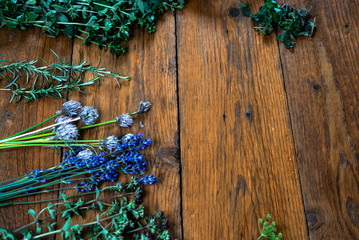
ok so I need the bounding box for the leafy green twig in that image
[241,0,316,48]
[257,214,283,240]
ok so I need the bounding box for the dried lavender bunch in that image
[0,100,151,149]
[0,50,130,103]
[0,178,172,240]
[0,0,184,56]
[0,133,155,205]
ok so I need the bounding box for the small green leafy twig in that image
[257,214,283,240]
[241,0,316,48]
[0,50,130,102]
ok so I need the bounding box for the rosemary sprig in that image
[0,50,130,103]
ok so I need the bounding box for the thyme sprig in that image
[241,0,316,48]
[0,50,130,102]
[0,0,184,56]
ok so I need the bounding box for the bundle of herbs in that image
[0,0,184,56]
[0,50,130,103]
[241,0,316,48]
[0,100,151,149]
[0,180,172,239]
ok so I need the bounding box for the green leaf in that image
[241,3,251,17]
[25,0,36,4]
[60,192,67,201]
[62,218,71,231]
[95,187,100,199]
[28,209,36,219]
[137,0,145,14]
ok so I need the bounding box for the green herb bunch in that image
[241,0,316,48]
[0,50,130,103]
[257,214,283,240]
[0,0,184,56]
[0,178,173,240]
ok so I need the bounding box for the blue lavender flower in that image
[138,101,152,113]
[121,133,134,143]
[117,114,133,127]
[60,100,83,116]
[101,135,119,152]
[138,175,158,185]
[79,106,99,125]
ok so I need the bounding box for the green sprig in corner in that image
[257,214,283,240]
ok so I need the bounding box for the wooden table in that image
[0,0,358,239]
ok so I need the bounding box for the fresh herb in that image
[257,214,283,240]
[0,50,130,103]
[241,0,316,48]
[0,179,172,239]
[0,0,184,56]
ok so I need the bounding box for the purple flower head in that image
[101,135,119,152]
[53,123,79,141]
[117,114,133,127]
[76,149,94,160]
[121,133,134,143]
[138,101,152,113]
[79,106,99,125]
[61,100,83,116]
[53,116,73,131]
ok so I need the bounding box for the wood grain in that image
[0,28,73,233]
[67,10,182,239]
[277,0,359,238]
[176,0,307,239]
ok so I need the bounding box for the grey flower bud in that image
[79,106,99,125]
[101,135,119,151]
[117,114,133,127]
[76,149,94,160]
[138,101,152,113]
[53,123,79,141]
[121,133,134,143]
[53,116,73,131]
[61,100,82,116]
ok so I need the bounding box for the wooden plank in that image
[68,11,182,238]
[0,28,73,230]
[277,0,359,238]
[176,0,308,239]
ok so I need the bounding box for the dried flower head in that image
[138,101,152,113]
[53,123,79,141]
[101,135,119,151]
[121,133,134,143]
[61,100,83,116]
[76,149,94,160]
[53,116,73,131]
[117,114,133,127]
[79,106,99,125]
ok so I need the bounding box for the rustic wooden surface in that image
[0,0,359,239]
